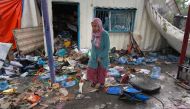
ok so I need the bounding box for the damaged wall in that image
[46,0,165,51]
[93,0,165,51]
[50,0,166,51]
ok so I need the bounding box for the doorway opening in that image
[52,2,80,48]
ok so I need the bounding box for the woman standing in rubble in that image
[87,18,110,89]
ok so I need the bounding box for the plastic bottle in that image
[150,66,161,79]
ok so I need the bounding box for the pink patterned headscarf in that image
[92,18,104,48]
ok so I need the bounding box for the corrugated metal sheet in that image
[13,26,44,54]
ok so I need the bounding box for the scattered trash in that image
[56,49,67,57]
[145,57,158,63]
[120,73,129,84]
[105,77,117,87]
[118,57,128,64]
[106,86,122,95]
[37,58,46,66]
[139,69,150,74]
[114,66,124,72]
[100,104,106,109]
[55,75,68,82]
[123,86,141,93]
[61,80,77,88]
[10,61,23,67]
[2,88,16,94]
[55,103,65,109]
[0,81,9,91]
[84,96,91,99]
[52,83,60,89]
[0,40,181,108]
[0,43,12,69]
[150,66,161,79]
[121,86,150,102]
[75,94,85,100]
[27,94,41,104]
[108,68,121,77]
[20,72,29,77]
[59,88,69,96]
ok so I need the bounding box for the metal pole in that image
[41,0,55,84]
[177,5,190,79]
[179,5,190,65]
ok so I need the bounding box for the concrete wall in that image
[47,0,165,51]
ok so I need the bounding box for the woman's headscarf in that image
[92,18,104,48]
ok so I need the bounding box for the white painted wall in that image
[50,0,165,51]
[48,0,166,51]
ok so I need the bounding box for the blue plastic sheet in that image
[107,86,122,95]
[123,92,150,102]
[133,93,150,102]
[123,87,141,93]
[123,87,149,102]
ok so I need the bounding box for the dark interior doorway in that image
[52,2,79,47]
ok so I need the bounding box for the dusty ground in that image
[1,63,190,109]
[63,63,190,109]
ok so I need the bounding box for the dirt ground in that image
[1,63,190,109]
[62,64,190,109]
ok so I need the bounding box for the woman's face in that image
[91,22,99,33]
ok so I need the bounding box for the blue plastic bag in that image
[55,75,68,82]
[40,73,50,80]
[61,80,77,88]
[108,68,121,77]
[0,81,9,91]
[107,86,122,95]
[134,57,145,65]
[37,58,46,66]
[56,49,67,57]
[118,57,128,64]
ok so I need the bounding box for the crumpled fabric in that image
[0,0,22,49]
